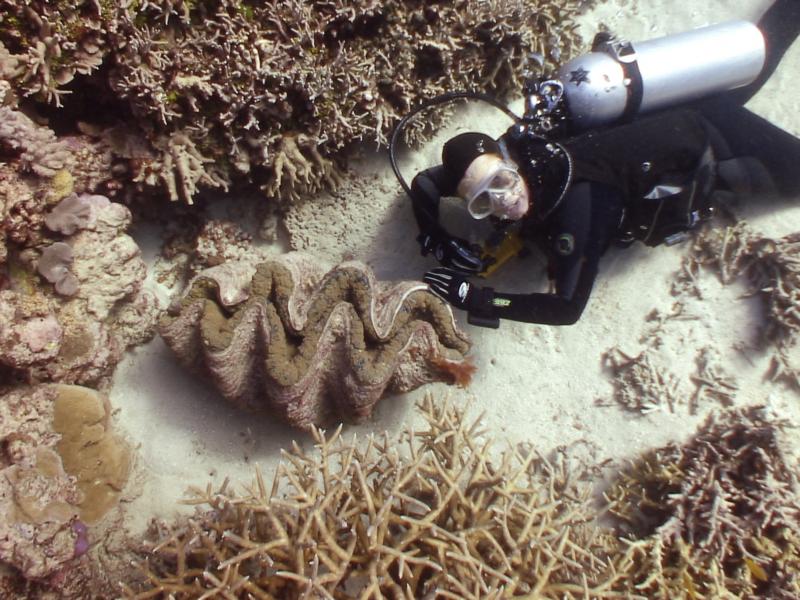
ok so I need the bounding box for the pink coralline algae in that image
[0,293,62,368]
[0,384,132,597]
[1,193,160,386]
[159,254,473,429]
[0,385,85,585]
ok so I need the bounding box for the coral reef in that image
[607,406,800,599]
[123,395,622,598]
[0,87,113,267]
[1,0,587,204]
[677,222,800,389]
[0,384,132,597]
[159,254,474,429]
[193,219,254,271]
[1,193,160,386]
[0,2,118,105]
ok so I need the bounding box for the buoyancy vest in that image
[504,108,716,247]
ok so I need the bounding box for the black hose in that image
[389,91,521,197]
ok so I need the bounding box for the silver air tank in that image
[558,20,766,130]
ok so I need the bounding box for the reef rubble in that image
[676,222,800,390]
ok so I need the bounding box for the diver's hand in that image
[424,267,475,310]
[424,268,500,328]
[417,234,484,274]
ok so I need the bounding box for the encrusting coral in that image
[0,384,132,598]
[676,222,800,389]
[159,254,475,429]
[606,406,800,599]
[0,81,113,267]
[1,0,587,204]
[1,191,160,386]
[123,395,624,599]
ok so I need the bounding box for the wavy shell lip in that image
[160,254,472,429]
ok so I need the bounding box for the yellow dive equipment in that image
[479,230,524,276]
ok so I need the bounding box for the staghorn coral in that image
[0,384,132,598]
[677,222,800,389]
[0,3,117,106]
[159,254,475,429]
[123,395,624,599]
[606,406,800,599]
[2,0,587,204]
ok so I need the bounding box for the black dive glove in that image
[424,267,500,329]
[417,233,485,274]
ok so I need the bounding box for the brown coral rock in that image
[52,385,133,525]
[0,384,131,596]
[159,254,473,428]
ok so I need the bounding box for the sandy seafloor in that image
[110,0,800,536]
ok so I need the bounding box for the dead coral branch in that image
[607,406,800,599]
[681,222,800,389]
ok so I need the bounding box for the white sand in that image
[110,0,800,535]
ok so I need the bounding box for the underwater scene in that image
[1,0,800,597]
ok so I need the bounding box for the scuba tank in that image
[557,20,766,130]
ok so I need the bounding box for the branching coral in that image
[123,395,624,599]
[159,254,475,429]
[0,2,117,106]
[606,406,800,599]
[2,0,587,204]
[678,222,800,389]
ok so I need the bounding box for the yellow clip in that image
[480,232,524,277]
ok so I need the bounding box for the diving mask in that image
[463,161,527,220]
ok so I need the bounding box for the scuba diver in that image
[394,0,800,329]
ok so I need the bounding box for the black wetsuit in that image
[412,108,718,325]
